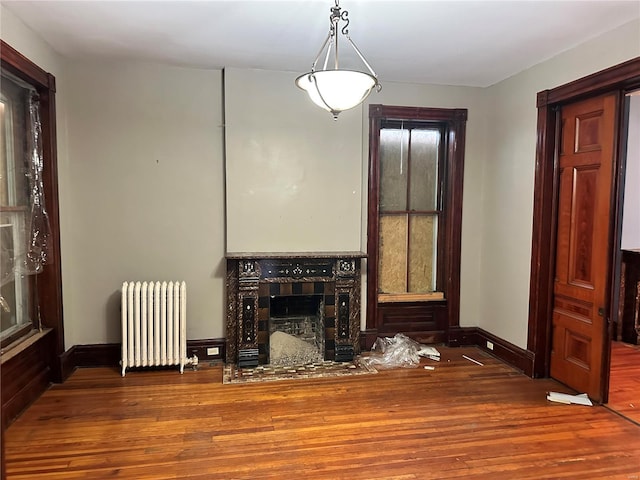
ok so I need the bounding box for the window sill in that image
[0,328,52,364]
[378,292,445,303]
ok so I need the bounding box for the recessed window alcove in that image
[225,252,365,367]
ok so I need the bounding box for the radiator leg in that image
[180,354,198,373]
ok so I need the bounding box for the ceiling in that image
[3,0,639,87]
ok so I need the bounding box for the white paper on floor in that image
[418,345,440,361]
[546,391,593,406]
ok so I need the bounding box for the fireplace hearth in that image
[225,252,365,366]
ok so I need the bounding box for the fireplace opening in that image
[269,295,325,366]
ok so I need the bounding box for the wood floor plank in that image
[5,346,640,479]
[608,341,640,424]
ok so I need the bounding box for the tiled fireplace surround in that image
[225,252,365,366]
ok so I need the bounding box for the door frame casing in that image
[528,58,640,398]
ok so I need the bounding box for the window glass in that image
[379,128,408,211]
[409,129,440,212]
[377,124,442,295]
[1,73,33,340]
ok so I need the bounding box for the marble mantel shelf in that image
[225,251,367,260]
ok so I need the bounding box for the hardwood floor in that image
[4,346,640,479]
[608,341,640,425]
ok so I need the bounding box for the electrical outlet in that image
[486,341,494,351]
[206,346,219,356]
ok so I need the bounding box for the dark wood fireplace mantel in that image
[225,252,366,366]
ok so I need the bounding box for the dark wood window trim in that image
[0,324,34,350]
[366,105,467,344]
[1,40,64,384]
[528,57,640,379]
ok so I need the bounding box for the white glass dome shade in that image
[296,70,378,118]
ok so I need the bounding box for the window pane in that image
[408,214,437,292]
[378,214,407,293]
[1,81,29,208]
[1,74,33,340]
[379,128,408,211]
[0,102,7,205]
[1,214,29,337]
[409,129,440,211]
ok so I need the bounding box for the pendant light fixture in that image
[296,0,381,119]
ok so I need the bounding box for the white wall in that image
[62,61,225,345]
[621,94,640,250]
[481,19,640,348]
[225,68,363,253]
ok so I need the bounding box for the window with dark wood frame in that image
[1,40,64,432]
[366,105,467,346]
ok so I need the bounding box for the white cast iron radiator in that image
[121,281,197,376]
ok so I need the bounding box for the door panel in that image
[550,93,617,401]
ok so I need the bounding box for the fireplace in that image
[225,252,365,366]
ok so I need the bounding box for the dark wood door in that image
[550,93,617,401]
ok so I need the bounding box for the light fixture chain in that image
[330,4,341,70]
[330,5,340,36]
